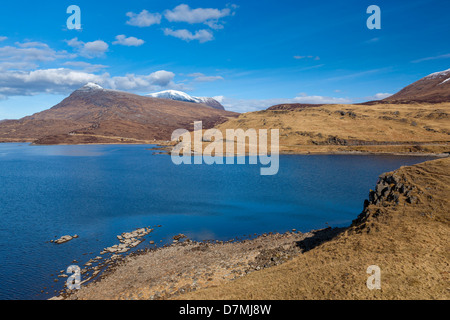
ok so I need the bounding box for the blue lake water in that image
[0,143,434,300]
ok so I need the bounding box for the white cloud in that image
[0,39,184,97]
[66,38,109,58]
[0,61,38,71]
[212,95,224,103]
[113,35,145,47]
[187,72,204,77]
[163,28,214,43]
[0,68,186,97]
[0,36,7,42]
[0,68,106,96]
[107,70,178,91]
[161,4,237,42]
[0,41,75,72]
[366,92,393,100]
[165,4,232,27]
[188,73,224,82]
[0,42,74,62]
[126,10,162,27]
[82,41,109,57]
[293,95,351,104]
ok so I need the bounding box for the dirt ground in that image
[62,229,336,300]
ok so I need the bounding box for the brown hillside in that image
[0,85,237,144]
[210,102,450,155]
[384,69,450,103]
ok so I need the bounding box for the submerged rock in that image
[102,227,154,254]
[52,235,78,244]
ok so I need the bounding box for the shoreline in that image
[1,140,448,158]
[54,227,343,300]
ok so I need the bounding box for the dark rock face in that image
[353,171,420,227]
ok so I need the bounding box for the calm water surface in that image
[0,143,434,299]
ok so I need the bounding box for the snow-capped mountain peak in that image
[77,82,104,92]
[147,90,199,103]
[424,68,450,79]
[147,90,225,110]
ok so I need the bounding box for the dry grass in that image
[201,102,450,155]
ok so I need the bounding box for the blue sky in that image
[0,0,449,119]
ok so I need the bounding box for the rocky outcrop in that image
[52,235,79,244]
[353,170,421,227]
[102,227,154,254]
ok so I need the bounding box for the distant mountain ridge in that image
[383,68,450,103]
[147,90,225,110]
[0,83,237,144]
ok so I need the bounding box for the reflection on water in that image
[31,144,105,157]
[30,146,105,157]
[0,143,435,300]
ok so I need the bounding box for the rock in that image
[407,196,418,204]
[173,234,187,241]
[54,235,78,244]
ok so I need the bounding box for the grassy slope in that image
[209,102,450,155]
[179,157,450,299]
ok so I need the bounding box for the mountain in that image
[384,68,450,103]
[0,83,237,144]
[147,90,225,110]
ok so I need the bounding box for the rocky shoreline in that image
[52,227,342,300]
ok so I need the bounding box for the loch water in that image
[0,143,434,299]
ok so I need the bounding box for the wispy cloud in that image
[363,37,380,44]
[62,61,108,73]
[294,55,320,60]
[325,67,391,82]
[412,53,450,63]
[188,73,224,82]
